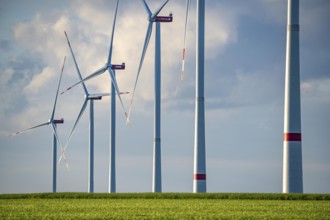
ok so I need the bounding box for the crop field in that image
[1,193,330,219]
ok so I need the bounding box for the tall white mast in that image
[108,64,126,193]
[152,13,173,193]
[282,0,303,193]
[109,70,116,193]
[153,21,162,192]
[88,100,95,193]
[193,0,206,193]
[52,125,57,193]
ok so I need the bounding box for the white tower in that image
[109,71,116,193]
[193,0,206,193]
[152,14,173,193]
[153,21,162,193]
[282,0,303,193]
[109,63,125,193]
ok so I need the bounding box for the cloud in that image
[23,67,56,96]
[204,2,240,59]
[14,13,70,67]
[0,54,43,120]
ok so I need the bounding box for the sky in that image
[0,0,329,194]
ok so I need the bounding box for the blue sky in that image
[0,0,329,194]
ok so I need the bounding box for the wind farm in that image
[1,0,330,197]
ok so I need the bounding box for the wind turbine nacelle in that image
[89,96,102,100]
[111,63,125,70]
[54,118,64,124]
[155,15,173,23]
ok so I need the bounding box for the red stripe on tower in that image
[284,133,301,141]
[194,174,206,180]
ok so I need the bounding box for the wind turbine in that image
[128,0,172,193]
[10,56,68,193]
[60,0,127,193]
[282,0,303,193]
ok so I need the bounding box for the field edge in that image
[1,192,329,200]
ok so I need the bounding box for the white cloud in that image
[205,3,239,59]
[23,66,56,95]
[10,103,50,130]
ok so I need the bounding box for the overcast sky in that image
[0,0,329,194]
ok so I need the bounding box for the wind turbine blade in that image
[58,98,88,164]
[58,148,69,170]
[107,0,119,66]
[88,91,130,99]
[182,0,191,80]
[127,22,153,122]
[90,91,129,97]
[51,56,66,121]
[81,66,107,84]
[108,68,129,122]
[90,93,111,97]
[10,122,50,136]
[60,66,107,95]
[120,92,130,95]
[51,122,69,170]
[151,0,170,20]
[142,0,152,17]
[64,31,88,95]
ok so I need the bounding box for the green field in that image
[1,193,330,219]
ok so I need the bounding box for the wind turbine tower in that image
[88,96,102,193]
[153,13,173,193]
[109,63,125,193]
[193,0,206,193]
[282,0,303,193]
[52,120,64,192]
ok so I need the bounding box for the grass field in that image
[1,193,330,219]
